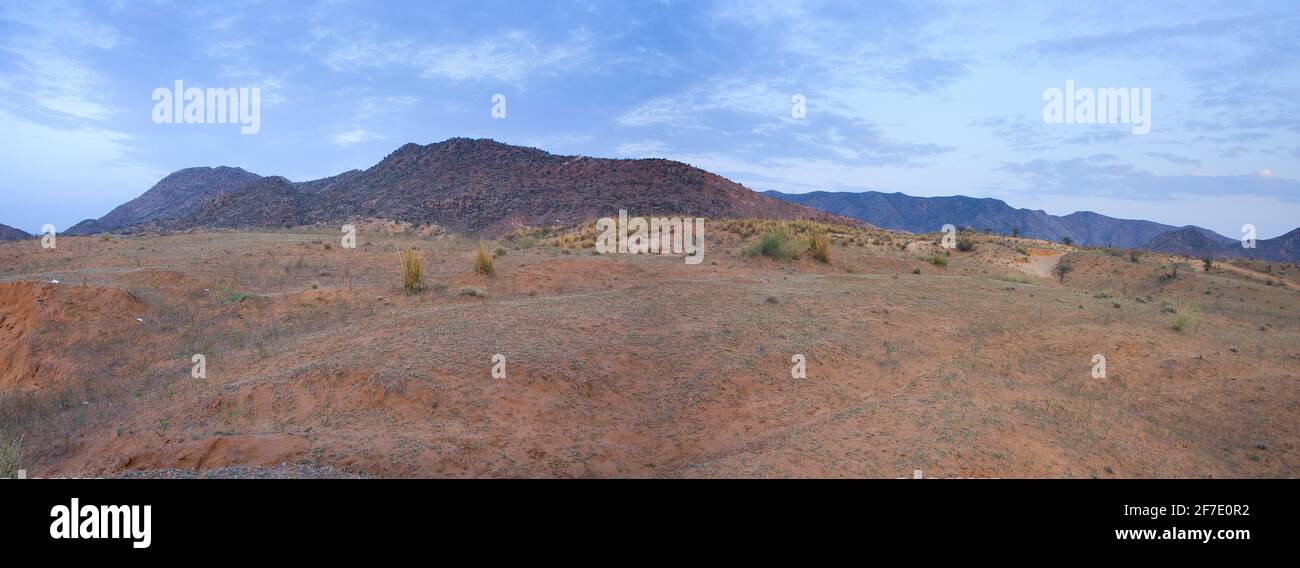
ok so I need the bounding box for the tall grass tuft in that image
[1171,305,1199,333]
[810,233,832,263]
[399,247,423,293]
[473,243,495,275]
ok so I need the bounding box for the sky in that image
[0,0,1297,238]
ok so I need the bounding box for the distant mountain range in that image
[65,138,849,237]
[765,190,1298,262]
[0,223,31,241]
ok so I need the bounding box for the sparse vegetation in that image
[745,229,805,261]
[399,247,424,292]
[1160,262,1190,282]
[1171,304,1200,333]
[223,291,254,303]
[998,272,1032,284]
[1129,250,1141,263]
[459,286,484,297]
[0,430,21,478]
[810,233,832,263]
[1053,260,1074,282]
[926,253,949,268]
[473,243,495,275]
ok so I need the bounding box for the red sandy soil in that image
[1,224,1296,478]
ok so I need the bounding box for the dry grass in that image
[473,243,495,275]
[0,430,22,478]
[810,233,832,263]
[399,247,423,293]
[1171,304,1200,333]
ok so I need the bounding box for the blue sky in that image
[1,0,1297,237]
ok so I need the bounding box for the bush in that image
[473,243,495,275]
[810,233,832,263]
[927,253,949,268]
[745,230,804,261]
[1053,260,1074,282]
[223,291,254,304]
[494,247,507,257]
[399,248,423,293]
[1201,257,1214,271]
[956,235,975,252]
[1171,305,1199,333]
[1129,250,1141,263]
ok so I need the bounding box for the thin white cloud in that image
[0,1,121,120]
[0,108,161,232]
[330,128,383,146]
[614,141,668,157]
[324,30,594,85]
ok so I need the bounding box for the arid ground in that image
[1,220,1296,478]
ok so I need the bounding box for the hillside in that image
[0,223,31,241]
[1149,226,1300,262]
[66,166,263,235]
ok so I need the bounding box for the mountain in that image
[81,138,854,236]
[764,190,1239,250]
[182,176,311,229]
[0,223,31,241]
[66,166,262,235]
[1148,227,1300,262]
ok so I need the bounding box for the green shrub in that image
[223,292,254,304]
[745,230,805,261]
[1053,261,1074,282]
